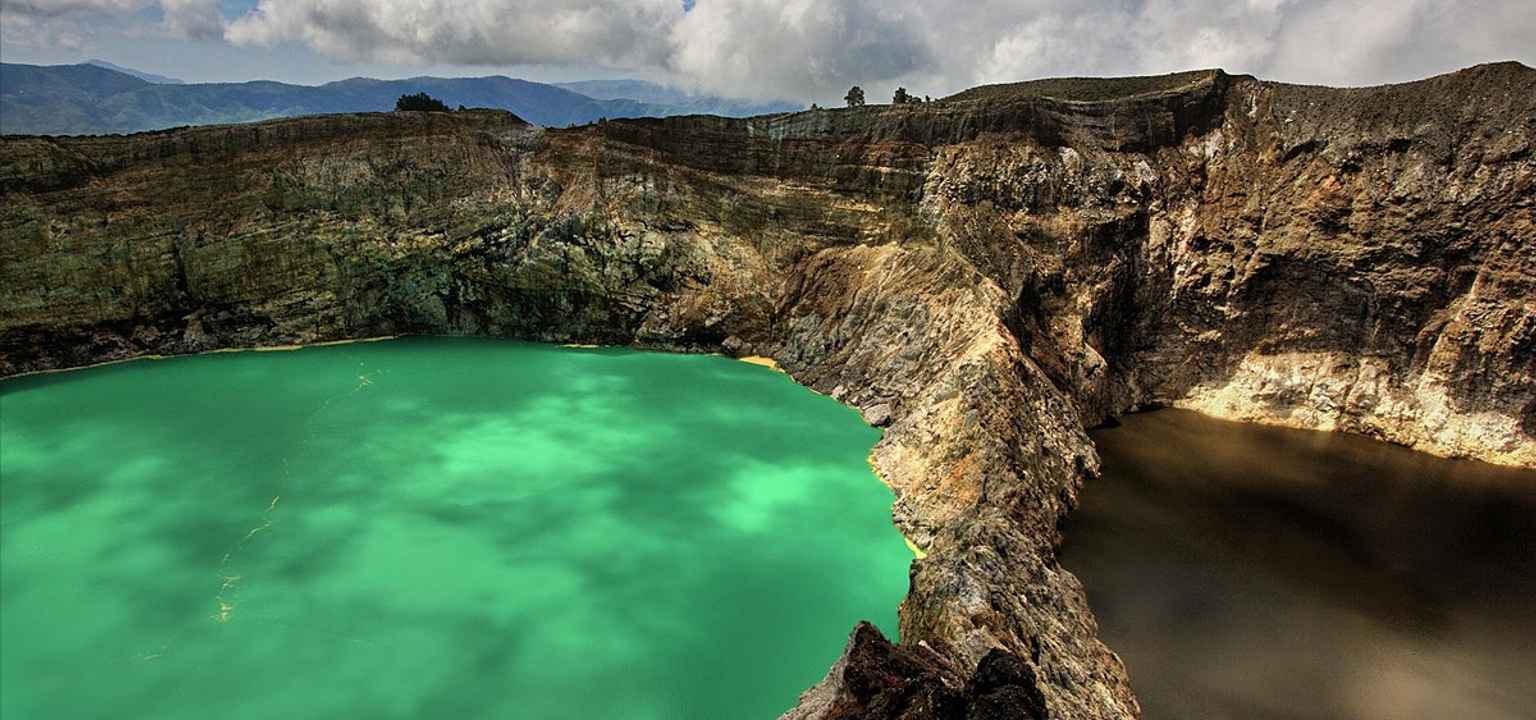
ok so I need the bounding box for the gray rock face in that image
[2,63,1532,719]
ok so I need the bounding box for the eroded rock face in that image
[2,62,1532,719]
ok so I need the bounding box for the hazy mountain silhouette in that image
[555,79,796,116]
[85,60,184,84]
[0,63,796,136]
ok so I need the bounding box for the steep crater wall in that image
[2,62,1532,719]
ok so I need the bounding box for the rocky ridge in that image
[2,62,1532,719]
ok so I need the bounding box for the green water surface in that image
[0,339,909,719]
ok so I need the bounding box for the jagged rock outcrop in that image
[2,62,1532,718]
[780,622,1048,720]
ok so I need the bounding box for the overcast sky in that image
[2,0,1531,103]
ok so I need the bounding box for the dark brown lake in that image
[1062,409,1536,720]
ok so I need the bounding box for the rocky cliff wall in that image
[2,62,1532,719]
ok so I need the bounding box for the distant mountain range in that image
[84,59,184,85]
[553,79,796,117]
[0,62,799,136]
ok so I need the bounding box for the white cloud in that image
[6,0,1534,100]
[0,10,86,50]
[225,0,684,68]
[667,0,931,99]
[0,0,226,44]
[159,0,223,40]
[2,0,144,14]
[931,0,1289,89]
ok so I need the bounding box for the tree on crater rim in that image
[395,92,450,112]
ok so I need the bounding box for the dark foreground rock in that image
[3,62,1532,719]
[783,622,1048,720]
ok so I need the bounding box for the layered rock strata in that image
[3,62,1532,718]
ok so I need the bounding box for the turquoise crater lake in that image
[0,339,911,719]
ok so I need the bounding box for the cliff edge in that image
[2,62,1532,719]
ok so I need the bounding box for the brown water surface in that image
[1063,409,1536,720]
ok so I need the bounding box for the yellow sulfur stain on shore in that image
[738,355,783,372]
[218,334,399,353]
[8,337,398,380]
[310,336,394,348]
[868,451,928,559]
[867,452,887,485]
